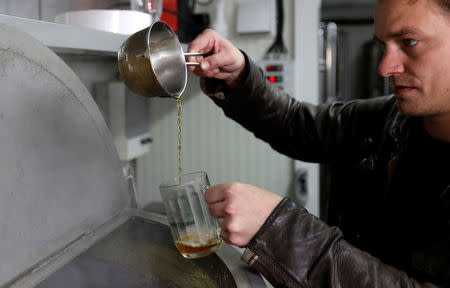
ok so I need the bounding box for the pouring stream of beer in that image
[176,95,182,184]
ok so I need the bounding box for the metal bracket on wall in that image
[126,174,138,209]
[295,168,308,206]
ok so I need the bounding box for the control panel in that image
[257,59,295,99]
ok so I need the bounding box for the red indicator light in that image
[268,75,276,83]
[265,65,283,72]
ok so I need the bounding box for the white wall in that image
[294,0,320,216]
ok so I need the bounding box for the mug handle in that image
[200,184,221,234]
[201,184,210,195]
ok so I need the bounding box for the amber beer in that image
[174,232,222,258]
[175,95,182,184]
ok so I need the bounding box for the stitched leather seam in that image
[251,247,305,288]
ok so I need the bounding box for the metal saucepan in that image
[118,20,205,98]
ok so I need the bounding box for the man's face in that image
[374,0,450,117]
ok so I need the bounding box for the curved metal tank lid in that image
[0,23,128,286]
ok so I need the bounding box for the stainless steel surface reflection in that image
[35,217,236,288]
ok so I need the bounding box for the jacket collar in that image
[383,98,422,159]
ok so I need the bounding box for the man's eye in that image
[404,39,419,47]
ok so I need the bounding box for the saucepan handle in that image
[184,52,212,66]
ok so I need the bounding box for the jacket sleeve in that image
[200,52,395,163]
[240,197,440,288]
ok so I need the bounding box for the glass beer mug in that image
[159,172,222,259]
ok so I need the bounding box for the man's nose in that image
[378,49,405,77]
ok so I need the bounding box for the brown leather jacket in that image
[200,54,449,287]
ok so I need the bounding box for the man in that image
[187,0,449,287]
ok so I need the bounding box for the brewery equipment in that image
[0,23,266,288]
